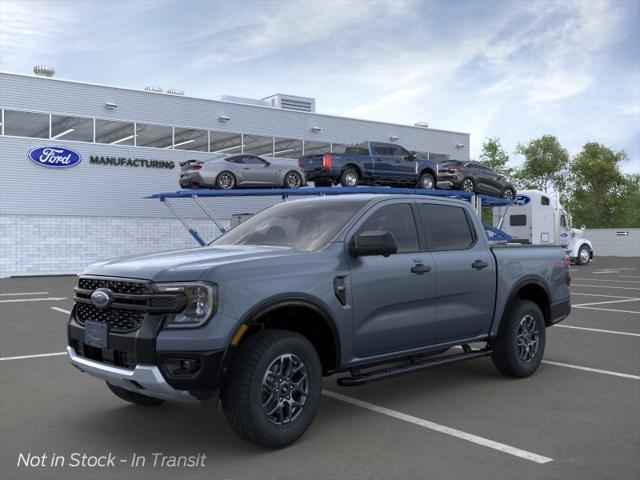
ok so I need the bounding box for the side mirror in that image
[581,224,586,230]
[264,161,270,166]
[349,230,398,257]
[405,151,417,161]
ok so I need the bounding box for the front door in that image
[415,202,496,342]
[349,202,438,357]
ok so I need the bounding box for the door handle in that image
[472,260,489,270]
[411,263,431,275]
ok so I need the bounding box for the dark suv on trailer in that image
[438,160,516,200]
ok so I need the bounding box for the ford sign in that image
[28,146,82,168]
[514,195,530,206]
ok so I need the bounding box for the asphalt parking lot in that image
[1,257,639,480]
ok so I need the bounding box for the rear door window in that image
[417,204,475,251]
[356,203,419,253]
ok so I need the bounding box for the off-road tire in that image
[221,329,322,448]
[491,300,546,378]
[340,168,359,187]
[106,382,165,406]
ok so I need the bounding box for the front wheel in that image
[221,329,322,448]
[418,172,435,190]
[284,171,303,189]
[576,245,591,265]
[502,187,515,200]
[490,300,546,378]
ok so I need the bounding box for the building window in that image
[3,110,49,138]
[210,131,242,154]
[135,123,173,148]
[243,134,274,156]
[95,119,135,145]
[303,141,330,156]
[51,115,93,142]
[273,137,303,159]
[173,127,208,151]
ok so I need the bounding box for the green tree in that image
[515,135,569,193]
[479,137,514,177]
[618,173,640,228]
[567,142,629,228]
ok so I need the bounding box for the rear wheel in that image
[221,329,322,448]
[216,171,236,189]
[461,177,475,192]
[106,383,165,406]
[490,300,546,378]
[576,245,591,265]
[284,171,303,189]
[340,168,359,187]
[418,172,435,190]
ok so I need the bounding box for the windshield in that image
[210,199,367,251]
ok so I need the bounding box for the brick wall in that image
[0,215,225,277]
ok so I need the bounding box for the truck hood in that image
[82,245,297,281]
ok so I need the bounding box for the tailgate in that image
[298,154,325,170]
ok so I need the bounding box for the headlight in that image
[155,282,218,328]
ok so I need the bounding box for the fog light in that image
[164,357,201,376]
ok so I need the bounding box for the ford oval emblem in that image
[90,288,113,309]
[28,146,82,168]
[514,195,530,206]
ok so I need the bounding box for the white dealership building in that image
[0,69,470,276]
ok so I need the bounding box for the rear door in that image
[349,201,438,357]
[371,143,396,180]
[416,202,496,342]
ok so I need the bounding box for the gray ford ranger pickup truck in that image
[67,194,571,448]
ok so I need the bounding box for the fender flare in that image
[490,276,551,337]
[235,293,342,367]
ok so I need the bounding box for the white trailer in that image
[493,190,594,265]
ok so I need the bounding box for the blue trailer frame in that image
[146,187,513,246]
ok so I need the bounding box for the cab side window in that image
[356,204,419,253]
[418,204,475,251]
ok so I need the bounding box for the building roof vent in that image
[167,88,185,96]
[262,94,316,113]
[33,65,55,77]
[216,95,270,107]
[414,122,429,128]
[144,85,163,93]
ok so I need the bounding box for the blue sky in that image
[1,0,638,172]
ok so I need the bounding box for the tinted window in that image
[541,196,550,206]
[510,215,527,226]
[418,204,474,251]
[242,155,266,165]
[439,160,462,168]
[226,156,244,164]
[51,114,93,142]
[356,204,419,253]
[95,119,135,145]
[345,147,370,156]
[211,199,367,251]
[4,110,49,138]
[373,144,395,156]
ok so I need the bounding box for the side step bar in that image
[337,347,492,387]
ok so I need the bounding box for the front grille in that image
[76,303,145,333]
[78,277,150,295]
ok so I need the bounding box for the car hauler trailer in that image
[492,189,594,265]
[146,186,514,246]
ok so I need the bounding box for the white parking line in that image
[572,278,640,284]
[51,307,71,315]
[570,292,636,299]
[0,297,67,303]
[554,325,640,337]
[571,284,640,291]
[573,298,640,307]
[619,275,640,279]
[542,361,640,380]
[0,291,49,296]
[321,389,553,464]
[0,352,67,362]
[593,271,620,274]
[573,306,640,315]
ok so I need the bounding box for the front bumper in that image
[67,346,198,403]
